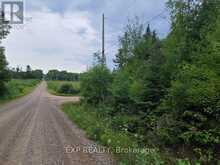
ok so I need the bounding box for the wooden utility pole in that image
[102,13,106,65]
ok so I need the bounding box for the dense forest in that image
[79,0,220,164]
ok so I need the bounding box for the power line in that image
[144,8,170,26]
[103,7,171,58]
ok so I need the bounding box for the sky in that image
[2,0,170,73]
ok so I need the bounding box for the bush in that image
[80,65,112,104]
[169,64,219,112]
[63,103,170,165]
[135,148,164,165]
[110,69,133,111]
[0,79,39,100]
[58,83,80,95]
[0,48,11,96]
[47,81,80,96]
[155,64,220,162]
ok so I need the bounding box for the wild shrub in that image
[80,64,112,104]
[58,83,80,95]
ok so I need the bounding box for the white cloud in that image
[2,9,98,73]
[2,0,170,73]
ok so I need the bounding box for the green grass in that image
[47,81,80,96]
[62,103,165,165]
[0,79,40,104]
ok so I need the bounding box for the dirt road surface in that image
[0,82,116,165]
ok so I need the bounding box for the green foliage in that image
[135,148,164,165]
[58,83,80,95]
[47,81,80,96]
[10,65,43,80]
[169,64,219,111]
[64,0,220,164]
[110,22,166,118]
[80,65,112,104]
[0,48,10,96]
[63,103,163,165]
[114,18,144,68]
[153,1,220,163]
[176,159,191,165]
[0,79,39,102]
[110,69,133,112]
[46,70,79,81]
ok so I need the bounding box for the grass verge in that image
[62,103,166,165]
[0,79,40,105]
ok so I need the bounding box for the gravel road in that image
[0,82,116,165]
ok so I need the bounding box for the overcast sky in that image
[2,0,170,73]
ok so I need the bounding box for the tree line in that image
[10,65,44,80]
[45,70,80,81]
[80,0,220,163]
[10,67,81,81]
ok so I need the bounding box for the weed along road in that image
[0,82,115,165]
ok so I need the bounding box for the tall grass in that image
[0,79,39,103]
[62,103,165,165]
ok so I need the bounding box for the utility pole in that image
[102,13,106,65]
